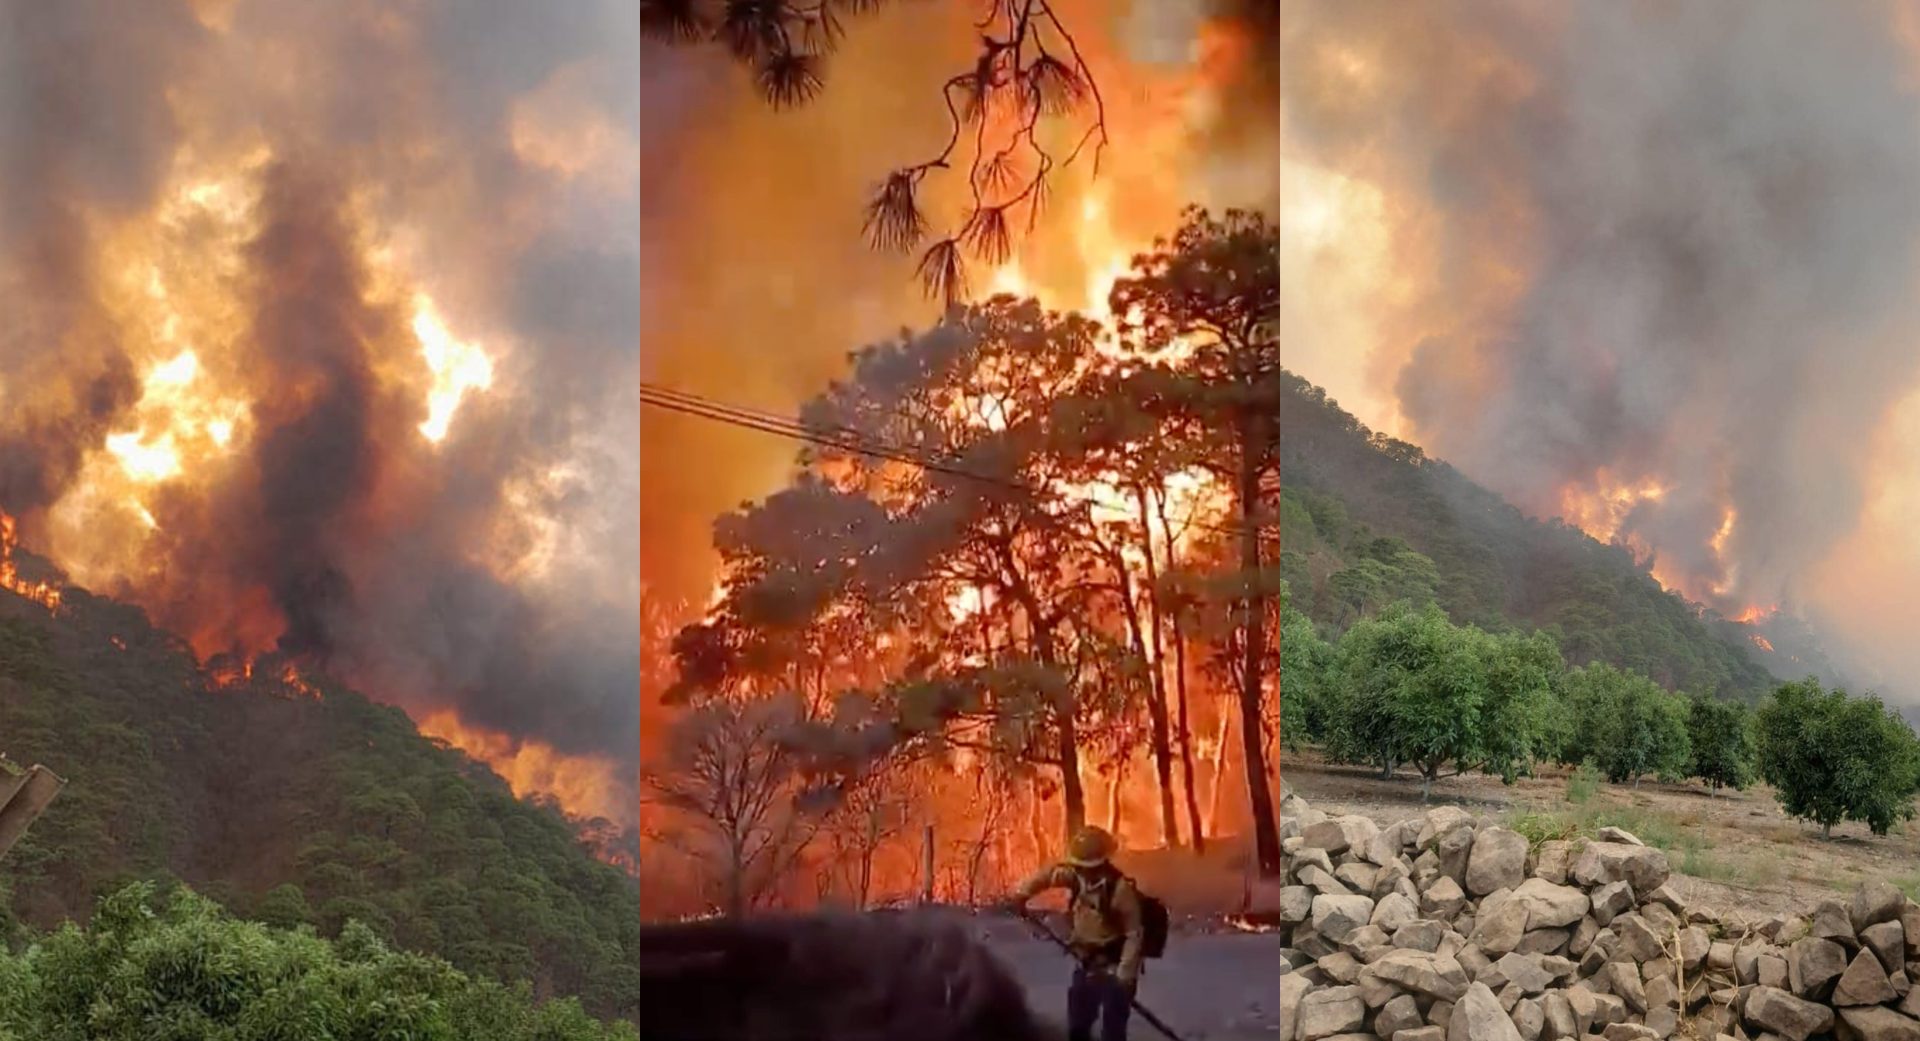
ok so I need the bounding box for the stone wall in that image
[1278,791,1920,1041]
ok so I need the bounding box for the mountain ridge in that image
[0,543,639,1019]
[1279,369,1845,698]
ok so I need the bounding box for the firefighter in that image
[1002,825,1144,1041]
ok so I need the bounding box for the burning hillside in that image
[1281,0,1920,696]
[0,2,638,827]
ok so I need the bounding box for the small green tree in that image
[1279,582,1329,750]
[1559,663,1691,786]
[1324,605,1559,798]
[1687,695,1757,791]
[1756,679,1920,839]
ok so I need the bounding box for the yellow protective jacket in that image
[1014,863,1145,979]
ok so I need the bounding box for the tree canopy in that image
[0,881,634,1041]
[1320,604,1561,798]
[0,577,638,1021]
[1756,679,1920,838]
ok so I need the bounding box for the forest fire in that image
[0,2,641,836]
[0,512,62,613]
[638,0,1280,917]
[417,709,634,829]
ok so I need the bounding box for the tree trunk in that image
[726,840,747,918]
[1107,757,1125,836]
[1058,711,1086,839]
[1028,781,1049,865]
[1235,410,1281,879]
[1823,821,1833,840]
[1157,493,1207,855]
[1206,710,1233,838]
[1114,530,1179,851]
[1135,486,1181,850]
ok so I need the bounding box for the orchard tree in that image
[1324,605,1560,799]
[1687,695,1757,791]
[1756,679,1920,839]
[1558,663,1691,786]
[1279,582,1327,750]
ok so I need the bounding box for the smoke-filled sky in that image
[0,0,640,806]
[1281,0,1920,703]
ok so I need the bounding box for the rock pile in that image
[1278,792,1920,1041]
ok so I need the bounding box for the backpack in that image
[1065,865,1171,959]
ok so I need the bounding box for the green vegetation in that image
[0,583,638,1021]
[1687,695,1758,791]
[1319,604,1560,798]
[0,881,635,1041]
[1278,371,1920,841]
[1559,664,1692,786]
[1564,762,1601,805]
[1755,679,1920,838]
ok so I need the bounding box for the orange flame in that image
[416,708,633,829]
[0,512,62,612]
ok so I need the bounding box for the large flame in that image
[417,708,634,829]
[0,511,62,613]
[0,2,642,836]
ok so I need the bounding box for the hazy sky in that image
[1282,0,1920,705]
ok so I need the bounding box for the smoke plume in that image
[0,0,640,811]
[1282,0,1920,699]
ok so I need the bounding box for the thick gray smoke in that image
[0,1,640,787]
[1283,1,1920,630]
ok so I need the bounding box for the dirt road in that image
[971,917,1281,1040]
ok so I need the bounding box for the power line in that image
[639,381,1278,545]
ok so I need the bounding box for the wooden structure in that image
[0,759,64,861]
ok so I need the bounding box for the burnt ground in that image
[967,912,1281,1040]
[1281,747,1920,919]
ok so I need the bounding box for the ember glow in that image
[0,3,640,830]
[417,709,634,829]
[1282,1,1920,695]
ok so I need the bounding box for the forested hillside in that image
[0,554,638,1020]
[1279,371,1840,700]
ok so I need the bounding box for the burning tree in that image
[651,208,1283,887]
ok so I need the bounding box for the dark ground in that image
[968,913,1281,1040]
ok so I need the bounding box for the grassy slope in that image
[1279,370,1840,699]
[0,564,638,1020]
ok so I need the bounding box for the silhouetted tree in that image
[642,0,1108,303]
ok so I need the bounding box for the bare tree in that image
[646,692,821,917]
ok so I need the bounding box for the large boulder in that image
[1447,981,1522,1041]
[1570,841,1670,894]
[1857,881,1909,934]
[1508,878,1589,930]
[1834,947,1898,1006]
[1311,894,1376,942]
[1788,936,1849,999]
[1838,1005,1920,1041]
[1296,985,1366,1041]
[1465,826,1529,896]
[1743,985,1834,1041]
[1302,816,1379,858]
[1365,949,1470,1002]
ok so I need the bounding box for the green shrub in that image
[1565,762,1601,805]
